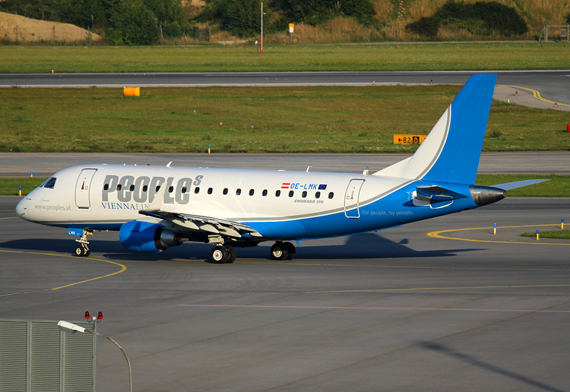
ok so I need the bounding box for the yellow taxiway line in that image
[427,224,569,246]
[505,85,570,107]
[0,249,127,298]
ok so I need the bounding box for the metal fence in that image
[541,24,570,42]
[0,319,97,392]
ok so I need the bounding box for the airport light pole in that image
[260,2,264,54]
[58,321,132,392]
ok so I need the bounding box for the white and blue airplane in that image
[15,75,545,263]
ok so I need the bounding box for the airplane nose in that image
[16,197,30,218]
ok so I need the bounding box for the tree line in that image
[1,0,378,43]
[193,0,377,38]
[0,0,187,44]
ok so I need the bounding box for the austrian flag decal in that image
[281,183,291,189]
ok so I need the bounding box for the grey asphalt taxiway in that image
[1,193,569,391]
[2,70,570,104]
[1,152,569,178]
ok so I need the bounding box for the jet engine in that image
[120,220,181,253]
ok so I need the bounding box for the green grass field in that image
[1,43,569,73]
[521,230,570,239]
[1,175,568,197]
[2,86,569,153]
[0,177,47,196]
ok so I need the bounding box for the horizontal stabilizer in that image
[491,179,549,191]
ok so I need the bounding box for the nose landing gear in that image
[72,229,92,257]
[74,244,90,257]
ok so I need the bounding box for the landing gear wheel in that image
[74,245,89,257]
[225,245,236,264]
[270,242,289,261]
[210,245,229,264]
[283,242,296,260]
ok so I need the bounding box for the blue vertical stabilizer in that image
[422,74,496,184]
[375,74,497,185]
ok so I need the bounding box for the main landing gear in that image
[73,230,93,257]
[210,244,237,264]
[270,241,296,261]
[208,241,296,263]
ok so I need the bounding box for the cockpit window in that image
[42,177,57,189]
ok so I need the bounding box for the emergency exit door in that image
[75,169,97,209]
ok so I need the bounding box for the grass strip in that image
[1,43,569,73]
[0,178,47,196]
[1,174,568,197]
[521,230,570,239]
[2,86,569,153]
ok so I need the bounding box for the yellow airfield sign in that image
[393,135,427,145]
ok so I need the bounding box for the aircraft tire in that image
[211,245,229,264]
[284,242,296,260]
[74,245,87,257]
[270,242,289,261]
[225,245,236,263]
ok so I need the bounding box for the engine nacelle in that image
[120,220,180,253]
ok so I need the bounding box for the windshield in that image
[42,177,57,189]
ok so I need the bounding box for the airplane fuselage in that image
[16,164,479,241]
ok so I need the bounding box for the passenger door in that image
[75,169,97,209]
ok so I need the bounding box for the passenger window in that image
[249,189,254,196]
[103,183,109,191]
[236,189,241,195]
[302,191,307,198]
[130,184,135,192]
[289,191,294,198]
[43,177,57,189]
[117,184,122,191]
[315,191,320,199]
[181,187,186,194]
[143,185,148,192]
[208,187,213,195]
[262,189,268,196]
[275,190,281,197]
[155,186,160,192]
[169,186,174,193]
[223,188,228,195]
[194,187,200,194]
[328,192,334,199]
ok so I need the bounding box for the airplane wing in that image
[139,209,263,238]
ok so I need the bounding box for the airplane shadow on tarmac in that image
[418,341,565,392]
[0,233,482,262]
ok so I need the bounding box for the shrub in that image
[144,0,185,26]
[406,17,440,38]
[110,0,160,45]
[202,0,263,38]
[274,0,376,26]
[163,21,182,37]
[406,0,528,39]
